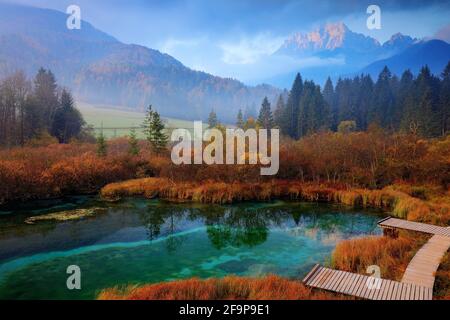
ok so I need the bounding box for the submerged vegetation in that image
[24,208,104,224]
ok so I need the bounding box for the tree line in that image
[0,68,86,147]
[236,62,450,138]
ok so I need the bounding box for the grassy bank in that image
[332,231,429,281]
[98,275,351,300]
[101,178,450,225]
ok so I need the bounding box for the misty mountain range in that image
[0,3,449,122]
[270,22,450,87]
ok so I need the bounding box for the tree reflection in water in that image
[138,201,369,252]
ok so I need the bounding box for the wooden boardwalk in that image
[303,265,433,300]
[402,234,450,288]
[303,218,450,300]
[378,217,450,237]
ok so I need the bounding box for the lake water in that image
[0,197,383,300]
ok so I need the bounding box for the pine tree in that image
[150,111,168,153]
[143,105,155,138]
[358,75,374,130]
[323,77,336,129]
[439,61,450,135]
[236,109,244,129]
[143,105,168,153]
[273,95,285,130]
[284,73,303,138]
[96,129,107,157]
[51,89,84,143]
[208,110,218,128]
[257,97,274,129]
[128,127,140,156]
[398,70,416,132]
[33,68,59,131]
[369,66,395,129]
[415,66,441,137]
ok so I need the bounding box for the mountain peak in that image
[382,32,416,54]
[277,22,379,56]
[385,33,415,44]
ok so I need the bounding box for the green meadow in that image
[78,102,202,139]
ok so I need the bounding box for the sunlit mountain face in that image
[269,22,425,87]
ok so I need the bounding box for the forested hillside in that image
[262,63,450,138]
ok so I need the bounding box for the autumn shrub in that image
[0,140,157,204]
[98,275,350,300]
[332,232,429,281]
[1,131,449,207]
[434,252,450,299]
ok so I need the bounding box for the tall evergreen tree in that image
[236,109,244,129]
[273,95,286,130]
[369,66,395,129]
[33,68,59,131]
[284,73,303,138]
[323,77,336,129]
[143,105,168,153]
[397,70,416,133]
[439,61,450,135]
[298,81,330,137]
[207,109,218,128]
[96,129,107,157]
[415,66,441,137]
[257,97,274,129]
[358,74,374,131]
[51,89,84,143]
[128,127,140,156]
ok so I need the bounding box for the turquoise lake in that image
[0,197,383,299]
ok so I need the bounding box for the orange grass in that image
[97,275,350,300]
[435,252,450,299]
[101,178,450,225]
[332,232,429,281]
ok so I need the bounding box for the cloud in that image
[160,37,207,56]
[219,34,284,65]
[434,24,450,42]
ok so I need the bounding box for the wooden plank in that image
[334,272,352,293]
[367,279,379,300]
[303,265,441,300]
[322,270,341,291]
[344,274,359,294]
[308,267,326,287]
[373,280,385,300]
[329,271,346,292]
[355,274,368,298]
[342,273,358,294]
[317,269,334,288]
[396,283,405,300]
[358,276,371,299]
[302,264,321,283]
[351,275,366,297]
[381,280,393,300]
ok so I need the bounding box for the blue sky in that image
[4,0,450,83]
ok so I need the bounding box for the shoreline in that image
[100,178,450,226]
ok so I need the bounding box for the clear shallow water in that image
[0,197,382,300]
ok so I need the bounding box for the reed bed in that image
[98,275,350,300]
[101,178,450,225]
